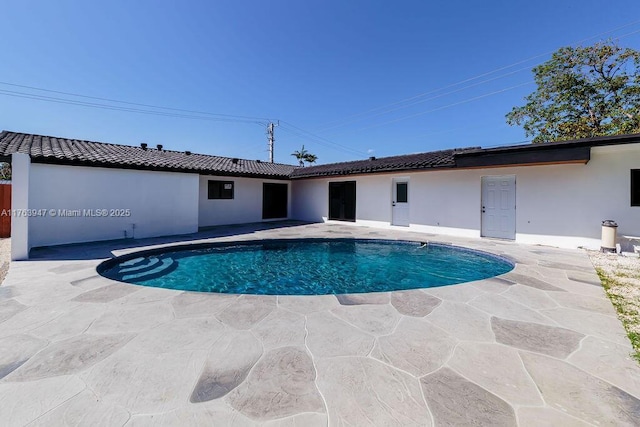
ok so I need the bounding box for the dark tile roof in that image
[0,131,296,179]
[290,148,479,178]
[292,132,640,178]
[3,130,639,180]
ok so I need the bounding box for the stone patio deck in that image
[0,222,639,426]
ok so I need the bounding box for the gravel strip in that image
[0,238,10,285]
[588,250,640,361]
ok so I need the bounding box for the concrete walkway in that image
[0,222,639,426]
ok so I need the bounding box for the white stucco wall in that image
[14,142,640,253]
[198,176,290,227]
[291,178,328,222]
[28,164,199,248]
[291,172,480,238]
[11,153,30,260]
[515,144,640,248]
[292,143,640,249]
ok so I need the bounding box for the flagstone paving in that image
[1,221,639,426]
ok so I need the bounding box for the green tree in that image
[0,163,10,181]
[506,41,640,143]
[291,145,318,166]
[291,145,308,166]
[304,153,318,165]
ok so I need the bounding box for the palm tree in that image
[291,145,309,166]
[303,153,317,165]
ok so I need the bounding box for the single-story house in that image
[2,130,639,260]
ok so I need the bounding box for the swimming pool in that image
[98,239,513,295]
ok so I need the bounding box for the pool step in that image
[119,257,146,268]
[119,257,162,274]
[121,257,178,281]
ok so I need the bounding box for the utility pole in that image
[267,122,278,163]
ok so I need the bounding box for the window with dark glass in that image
[208,180,234,199]
[632,170,640,206]
[396,182,408,203]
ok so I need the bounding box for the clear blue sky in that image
[1,1,639,164]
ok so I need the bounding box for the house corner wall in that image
[28,164,199,248]
[291,179,327,222]
[513,144,640,249]
[11,153,30,260]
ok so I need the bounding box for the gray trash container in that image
[601,220,618,253]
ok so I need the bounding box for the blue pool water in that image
[99,239,513,295]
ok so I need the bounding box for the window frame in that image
[396,182,408,203]
[207,180,234,200]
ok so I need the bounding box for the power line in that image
[0,81,273,123]
[280,121,369,156]
[353,82,534,132]
[321,64,534,134]
[0,81,369,159]
[314,19,640,132]
[278,121,368,157]
[279,126,365,157]
[0,89,267,126]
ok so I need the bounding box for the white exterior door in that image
[481,175,516,239]
[392,179,410,226]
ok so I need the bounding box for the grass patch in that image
[615,271,640,280]
[596,267,640,362]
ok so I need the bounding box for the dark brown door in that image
[262,183,288,219]
[329,181,356,221]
